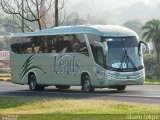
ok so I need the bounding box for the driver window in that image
[88,34,105,68]
[96,47,105,67]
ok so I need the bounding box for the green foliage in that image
[142,19,160,42]
[144,56,160,79]
[145,79,160,85]
[142,19,160,62]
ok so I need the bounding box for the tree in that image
[54,0,58,27]
[0,0,65,32]
[62,12,79,26]
[142,19,160,62]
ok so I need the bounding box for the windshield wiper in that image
[119,52,138,69]
[119,39,138,69]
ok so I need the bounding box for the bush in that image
[144,56,160,80]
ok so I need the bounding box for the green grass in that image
[0,97,160,120]
[145,79,160,85]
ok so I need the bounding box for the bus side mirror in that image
[139,41,150,55]
[94,41,107,56]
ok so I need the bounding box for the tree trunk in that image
[21,0,24,32]
[38,19,42,30]
[40,0,46,29]
[55,0,58,27]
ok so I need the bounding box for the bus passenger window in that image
[54,36,64,53]
[27,48,32,54]
[71,34,89,56]
[79,44,88,55]
[49,37,57,53]
[63,35,72,52]
[34,47,40,53]
[72,42,80,52]
[39,36,51,53]
[54,35,72,53]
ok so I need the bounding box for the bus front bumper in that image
[105,72,145,87]
[95,70,145,87]
[106,77,144,87]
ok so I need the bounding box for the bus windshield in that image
[102,37,143,71]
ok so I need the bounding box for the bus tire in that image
[56,85,70,90]
[81,75,94,92]
[29,74,44,91]
[117,86,126,91]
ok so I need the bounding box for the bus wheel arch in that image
[81,72,94,92]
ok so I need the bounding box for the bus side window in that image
[88,34,105,67]
[91,44,105,68]
[71,34,89,56]
[54,36,64,53]
[32,37,40,53]
[11,37,25,54]
[38,36,50,53]
[49,36,57,53]
[54,35,72,53]
[96,47,105,68]
[63,35,72,52]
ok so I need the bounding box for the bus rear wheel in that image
[81,75,94,92]
[56,85,70,90]
[29,74,44,91]
[117,86,126,91]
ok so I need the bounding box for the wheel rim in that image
[84,79,90,91]
[30,80,35,89]
[30,76,36,90]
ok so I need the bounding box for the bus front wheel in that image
[81,75,94,92]
[29,74,44,91]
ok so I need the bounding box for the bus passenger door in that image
[91,41,106,86]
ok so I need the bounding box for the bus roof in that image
[12,25,138,38]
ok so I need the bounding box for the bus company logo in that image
[54,52,80,74]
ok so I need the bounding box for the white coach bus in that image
[10,25,149,92]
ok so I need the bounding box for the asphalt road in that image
[0,81,160,104]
